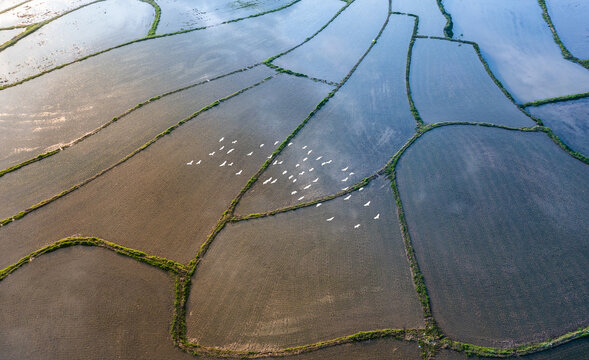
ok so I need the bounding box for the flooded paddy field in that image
[0,0,96,28]
[0,74,330,269]
[0,65,274,220]
[156,0,291,34]
[445,0,589,103]
[545,0,589,60]
[187,178,423,350]
[0,0,340,168]
[527,98,589,157]
[237,15,415,215]
[0,246,192,360]
[390,0,445,37]
[0,0,154,85]
[410,38,534,127]
[397,126,589,347]
[273,0,388,83]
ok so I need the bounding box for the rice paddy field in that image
[0,0,587,359]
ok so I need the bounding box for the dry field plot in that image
[0,0,588,358]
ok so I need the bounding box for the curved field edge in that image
[0,236,187,281]
[0,65,262,178]
[0,75,275,228]
[536,0,589,69]
[0,0,306,91]
[139,0,161,36]
[0,0,107,52]
[435,0,453,38]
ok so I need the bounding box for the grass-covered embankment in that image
[0,236,187,282]
[435,0,453,38]
[536,0,589,70]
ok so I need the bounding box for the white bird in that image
[273,160,278,165]
[219,145,225,151]
[274,141,279,145]
[316,203,322,207]
[302,145,307,149]
[344,195,351,200]
[307,150,312,155]
[359,187,364,191]
[186,160,193,165]
[364,201,371,207]
[304,184,311,190]
[209,151,215,156]
[228,162,233,166]
[292,178,297,183]
[298,196,305,201]
[309,168,314,172]
[374,213,380,220]
[354,224,361,229]
[349,172,355,176]
[267,155,272,159]
[260,144,264,148]
[342,187,349,191]
[232,140,237,144]
[219,137,224,142]
[278,161,283,165]
[291,190,298,195]
[326,160,332,164]
[271,179,277,184]
[196,160,201,165]
[299,171,305,175]
[288,142,293,146]
[321,162,327,166]
[341,177,349,182]
[227,148,234,154]
[341,167,348,171]
[313,178,319,183]
[236,170,243,175]
[247,152,253,156]
[326,217,334,222]
[263,177,272,184]
[295,163,300,167]
[282,170,288,175]
[316,156,322,161]
[303,157,308,162]
[289,175,293,180]
[220,161,227,167]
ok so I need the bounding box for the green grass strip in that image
[537,0,589,70]
[404,14,424,127]
[435,0,453,38]
[0,0,32,15]
[0,64,261,178]
[180,328,415,358]
[522,91,589,108]
[0,0,107,52]
[0,0,303,91]
[0,236,187,282]
[444,326,589,358]
[263,62,338,86]
[138,0,161,36]
[0,76,274,228]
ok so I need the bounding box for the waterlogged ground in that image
[0,0,588,359]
